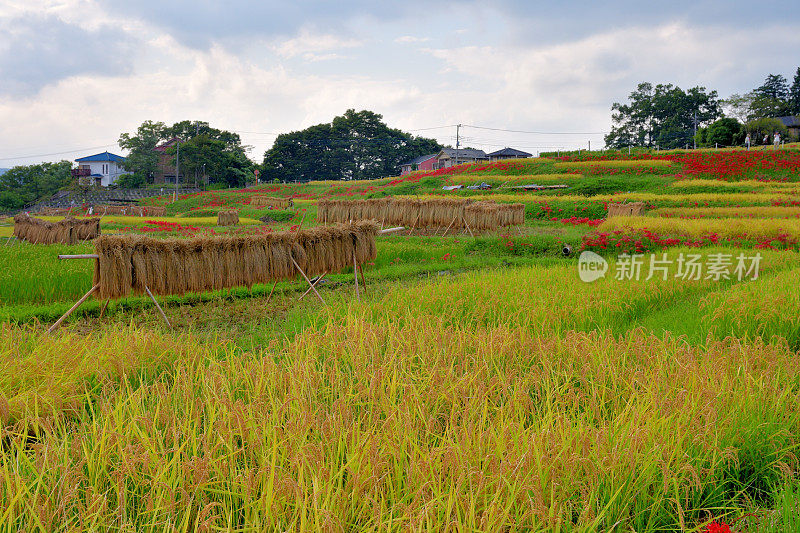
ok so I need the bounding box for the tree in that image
[119,120,255,187]
[0,161,73,209]
[118,120,168,182]
[750,74,790,118]
[171,134,255,188]
[262,109,442,182]
[789,67,800,115]
[697,118,745,147]
[745,117,788,142]
[605,83,721,149]
[722,92,756,123]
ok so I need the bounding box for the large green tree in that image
[789,67,800,116]
[0,161,72,209]
[605,83,722,149]
[262,109,442,182]
[750,73,791,118]
[118,120,168,183]
[118,120,254,186]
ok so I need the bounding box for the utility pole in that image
[455,124,461,167]
[174,140,180,202]
[588,140,591,152]
[693,111,697,150]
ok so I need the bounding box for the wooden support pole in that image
[145,286,171,327]
[358,263,367,294]
[440,215,458,238]
[462,216,475,238]
[299,272,327,300]
[98,299,110,319]
[59,254,100,260]
[265,279,279,304]
[290,255,326,305]
[353,251,360,301]
[47,284,99,334]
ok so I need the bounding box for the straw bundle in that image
[217,210,239,226]
[92,221,378,299]
[35,207,75,216]
[607,202,646,217]
[250,196,294,209]
[13,214,100,244]
[94,205,166,216]
[317,198,524,231]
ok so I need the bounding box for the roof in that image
[777,116,800,128]
[487,147,533,158]
[75,151,125,163]
[438,148,487,159]
[401,153,438,167]
[154,138,181,152]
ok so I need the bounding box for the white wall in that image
[79,161,128,187]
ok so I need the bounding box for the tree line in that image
[605,67,800,149]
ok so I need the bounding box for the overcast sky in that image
[1,0,799,167]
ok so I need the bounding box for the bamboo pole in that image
[145,286,172,328]
[462,216,475,238]
[353,251,360,301]
[358,263,367,295]
[98,299,110,319]
[265,279,279,304]
[379,227,404,234]
[59,254,100,259]
[47,284,99,334]
[299,272,327,300]
[290,254,326,305]
[440,215,458,238]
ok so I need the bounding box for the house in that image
[399,153,437,175]
[73,152,128,187]
[777,116,800,140]
[486,147,532,161]
[153,138,184,184]
[432,148,488,170]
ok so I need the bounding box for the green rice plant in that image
[0,242,94,306]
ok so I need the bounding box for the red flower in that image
[706,521,732,533]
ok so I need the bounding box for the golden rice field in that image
[5,147,800,530]
[601,215,800,240]
[37,215,263,227]
[653,206,800,218]
[3,249,800,530]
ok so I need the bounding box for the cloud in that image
[0,13,136,96]
[274,30,363,61]
[395,36,430,44]
[95,0,452,49]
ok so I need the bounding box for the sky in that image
[1,0,799,168]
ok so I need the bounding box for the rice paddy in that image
[3,146,800,530]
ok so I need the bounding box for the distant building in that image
[777,116,800,140]
[73,152,127,187]
[432,148,488,170]
[399,153,437,175]
[153,138,184,184]
[486,147,533,161]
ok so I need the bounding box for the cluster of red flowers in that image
[557,148,800,180]
[582,227,797,253]
[551,216,604,227]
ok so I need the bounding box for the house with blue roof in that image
[74,151,128,187]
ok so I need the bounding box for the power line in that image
[0,144,119,162]
[462,124,609,135]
